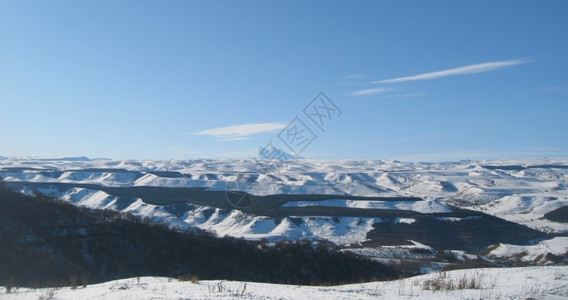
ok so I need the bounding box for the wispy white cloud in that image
[347,87,394,96]
[192,122,286,141]
[377,59,531,84]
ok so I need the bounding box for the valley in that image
[1,157,567,268]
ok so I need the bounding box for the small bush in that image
[422,272,483,292]
[81,274,89,288]
[468,275,481,289]
[190,275,199,283]
[435,251,458,262]
[458,274,468,289]
[31,280,40,290]
[5,276,15,293]
[422,272,452,291]
[458,272,482,289]
[69,275,78,289]
[207,282,248,297]
[422,277,455,291]
[177,274,199,283]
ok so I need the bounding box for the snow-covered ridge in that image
[489,237,568,263]
[282,199,451,213]
[1,157,567,245]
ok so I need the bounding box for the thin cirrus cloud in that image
[347,59,528,97]
[191,122,286,141]
[376,58,531,84]
[347,87,394,96]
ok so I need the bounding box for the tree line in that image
[0,178,402,288]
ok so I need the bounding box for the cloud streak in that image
[192,122,286,141]
[377,59,530,84]
[347,87,394,96]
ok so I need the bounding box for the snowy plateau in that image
[1,157,568,298]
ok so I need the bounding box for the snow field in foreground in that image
[1,266,567,300]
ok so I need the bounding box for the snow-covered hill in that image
[489,237,568,264]
[1,157,567,247]
[1,266,567,299]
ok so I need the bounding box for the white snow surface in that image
[282,199,450,213]
[1,266,567,299]
[1,157,568,245]
[489,237,568,263]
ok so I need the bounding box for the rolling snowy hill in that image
[1,157,567,262]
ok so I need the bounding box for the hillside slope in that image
[0,181,400,288]
[0,158,566,260]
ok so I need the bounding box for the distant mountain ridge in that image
[0,156,92,161]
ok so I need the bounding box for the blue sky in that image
[1,1,567,161]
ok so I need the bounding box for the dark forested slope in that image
[0,179,401,287]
